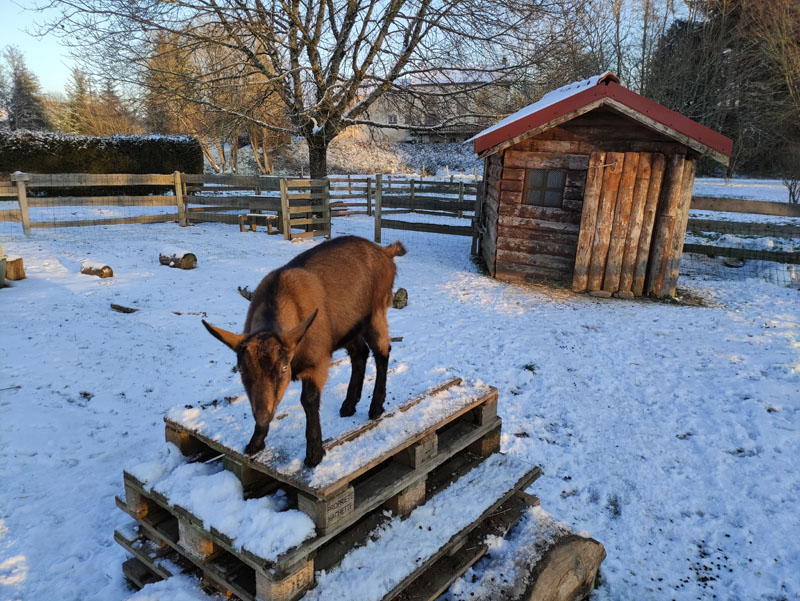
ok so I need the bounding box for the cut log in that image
[81,262,113,278]
[393,287,408,309]
[159,251,197,270]
[521,534,606,601]
[5,256,25,280]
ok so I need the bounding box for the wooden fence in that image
[0,172,331,241]
[685,196,800,264]
[372,174,482,252]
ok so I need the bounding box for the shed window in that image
[524,168,566,208]
[388,114,398,125]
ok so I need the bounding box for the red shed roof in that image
[472,72,733,165]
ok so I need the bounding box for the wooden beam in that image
[603,152,640,293]
[586,152,625,291]
[690,196,800,218]
[632,154,666,296]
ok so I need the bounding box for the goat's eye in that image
[281,363,288,373]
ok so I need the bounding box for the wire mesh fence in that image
[679,213,800,288]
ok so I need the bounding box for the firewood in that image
[520,534,606,601]
[110,303,139,313]
[159,250,197,270]
[5,256,25,280]
[81,262,113,278]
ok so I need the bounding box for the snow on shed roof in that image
[471,71,733,165]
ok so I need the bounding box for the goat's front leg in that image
[300,377,325,467]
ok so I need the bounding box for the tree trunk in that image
[308,141,329,178]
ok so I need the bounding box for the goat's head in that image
[202,310,318,455]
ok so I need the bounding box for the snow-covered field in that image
[1,209,799,601]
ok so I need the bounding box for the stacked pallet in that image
[114,378,603,601]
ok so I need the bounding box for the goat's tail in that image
[383,241,407,258]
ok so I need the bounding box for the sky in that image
[1,0,76,96]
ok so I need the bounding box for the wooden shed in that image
[473,72,733,298]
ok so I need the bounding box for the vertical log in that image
[410,178,415,211]
[11,172,31,235]
[603,152,640,293]
[366,177,373,216]
[587,152,625,291]
[647,154,686,297]
[632,154,666,296]
[174,171,187,226]
[572,152,606,292]
[374,173,383,243]
[618,153,653,295]
[663,158,697,296]
[280,178,292,241]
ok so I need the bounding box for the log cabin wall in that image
[480,153,502,275]
[481,107,700,296]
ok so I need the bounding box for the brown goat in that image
[202,235,406,467]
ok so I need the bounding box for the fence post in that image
[374,174,382,243]
[410,179,415,213]
[174,171,187,226]
[366,177,373,216]
[280,178,291,240]
[457,180,464,219]
[11,172,31,235]
[323,179,331,238]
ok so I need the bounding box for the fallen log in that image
[460,506,605,601]
[81,261,113,278]
[159,249,197,270]
[111,303,139,314]
[5,256,25,280]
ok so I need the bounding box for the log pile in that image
[159,250,197,270]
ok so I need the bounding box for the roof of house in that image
[471,72,733,165]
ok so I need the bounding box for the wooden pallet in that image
[162,378,500,532]
[117,450,540,601]
[116,379,537,601]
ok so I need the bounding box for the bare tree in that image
[40,0,561,177]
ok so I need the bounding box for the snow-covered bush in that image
[0,130,203,175]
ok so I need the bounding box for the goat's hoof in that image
[368,405,385,420]
[245,439,266,456]
[339,403,356,417]
[304,448,325,468]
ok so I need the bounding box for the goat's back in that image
[246,236,401,342]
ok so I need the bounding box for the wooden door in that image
[571,151,668,297]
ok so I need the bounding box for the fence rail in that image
[685,195,800,267]
[0,171,331,240]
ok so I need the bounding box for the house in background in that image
[362,69,514,144]
[472,71,732,298]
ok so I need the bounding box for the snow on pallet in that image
[116,378,531,601]
[117,452,539,601]
[161,378,501,533]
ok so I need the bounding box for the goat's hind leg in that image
[365,311,391,420]
[339,337,369,417]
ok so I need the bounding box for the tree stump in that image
[521,534,606,601]
[81,262,113,278]
[393,287,408,309]
[159,251,197,270]
[5,257,25,280]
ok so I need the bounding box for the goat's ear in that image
[202,320,245,351]
[278,309,318,352]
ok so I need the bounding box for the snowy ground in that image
[1,211,799,601]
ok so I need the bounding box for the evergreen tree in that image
[2,46,50,131]
[65,68,92,133]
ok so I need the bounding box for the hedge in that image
[0,130,203,175]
